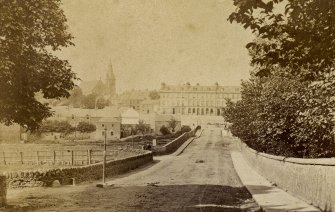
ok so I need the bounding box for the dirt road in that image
[6,129,258,211]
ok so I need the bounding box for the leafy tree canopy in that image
[96,98,109,109]
[81,93,97,109]
[149,90,160,100]
[0,0,76,131]
[39,120,75,135]
[224,0,335,158]
[136,120,150,135]
[160,125,171,135]
[76,121,96,134]
[68,86,83,108]
[229,0,334,83]
[168,118,178,132]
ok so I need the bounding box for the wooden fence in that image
[0,149,135,166]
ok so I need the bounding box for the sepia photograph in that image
[0,0,334,211]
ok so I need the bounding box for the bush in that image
[76,122,96,134]
[157,134,174,140]
[39,120,75,135]
[223,76,335,158]
[143,134,155,140]
[181,125,192,133]
[173,130,183,138]
[160,125,171,135]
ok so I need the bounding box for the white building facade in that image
[159,83,241,116]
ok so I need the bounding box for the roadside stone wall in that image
[153,131,194,155]
[238,141,335,211]
[0,176,6,207]
[3,151,153,189]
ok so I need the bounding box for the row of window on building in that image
[160,92,241,99]
[161,107,223,116]
[160,99,227,107]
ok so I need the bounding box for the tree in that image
[68,86,83,108]
[39,120,75,135]
[160,125,171,135]
[149,90,160,100]
[96,98,109,109]
[76,122,96,135]
[81,93,97,109]
[136,120,150,135]
[168,118,178,132]
[0,0,77,131]
[224,0,335,158]
[228,0,335,90]
[181,125,192,133]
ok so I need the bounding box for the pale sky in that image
[58,0,253,92]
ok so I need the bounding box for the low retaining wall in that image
[0,176,6,207]
[238,141,335,211]
[3,151,153,189]
[153,131,194,155]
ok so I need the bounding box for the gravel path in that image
[5,128,259,211]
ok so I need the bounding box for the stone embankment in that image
[237,140,335,211]
[152,130,195,155]
[2,150,153,189]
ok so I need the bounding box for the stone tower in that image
[105,62,116,96]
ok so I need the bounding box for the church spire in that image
[108,60,115,80]
[105,60,116,95]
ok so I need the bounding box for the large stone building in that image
[159,82,241,116]
[51,106,121,139]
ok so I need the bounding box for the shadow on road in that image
[4,184,260,211]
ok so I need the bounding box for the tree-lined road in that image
[7,129,258,211]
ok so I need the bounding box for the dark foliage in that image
[160,125,171,136]
[38,120,75,135]
[224,0,335,158]
[76,121,96,134]
[0,0,77,131]
[181,125,192,133]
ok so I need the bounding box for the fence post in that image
[53,151,56,165]
[87,149,91,165]
[2,152,6,165]
[36,151,39,164]
[71,150,74,166]
[61,151,64,165]
[20,152,23,164]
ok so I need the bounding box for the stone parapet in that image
[153,131,195,155]
[238,140,335,211]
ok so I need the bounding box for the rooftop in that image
[51,106,120,118]
[160,83,241,93]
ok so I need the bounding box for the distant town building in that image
[121,108,140,125]
[51,106,121,139]
[159,82,241,116]
[94,117,121,140]
[120,108,140,137]
[79,62,116,97]
[139,99,160,114]
[117,90,150,111]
